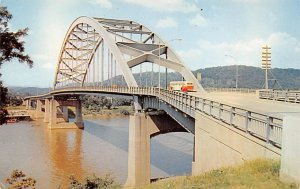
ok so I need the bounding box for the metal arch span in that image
[54,16,205,92]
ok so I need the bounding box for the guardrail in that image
[205,87,256,93]
[259,90,300,104]
[26,86,283,148]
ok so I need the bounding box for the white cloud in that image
[177,32,300,70]
[156,17,178,28]
[189,14,207,27]
[32,54,56,70]
[122,0,199,13]
[88,0,112,9]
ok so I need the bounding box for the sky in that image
[1,0,300,87]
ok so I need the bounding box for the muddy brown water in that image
[0,117,193,188]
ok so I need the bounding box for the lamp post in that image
[158,39,182,90]
[225,54,239,89]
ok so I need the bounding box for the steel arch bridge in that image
[54,16,204,92]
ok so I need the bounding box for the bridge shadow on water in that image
[82,118,193,176]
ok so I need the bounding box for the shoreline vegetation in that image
[136,159,298,189]
[2,159,297,189]
[75,105,134,119]
[5,105,134,121]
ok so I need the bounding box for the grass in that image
[136,159,298,189]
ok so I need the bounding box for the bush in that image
[68,173,120,189]
[5,169,36,189]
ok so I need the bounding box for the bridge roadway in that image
[192,91,300,119]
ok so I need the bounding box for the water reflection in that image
[47,129,85,188]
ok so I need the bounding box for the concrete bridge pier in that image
[24,99,30,110]
[48,98,58,129]
[48,97,84,129]
[61,106,69,122]
[125,111,186,187]
[35,99,44,119]
[75,101,84,129]
[125,113,151,187]
[43,99,50,123]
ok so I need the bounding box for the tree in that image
[0,7,33,66]
[0,6,33,125]
[5,169,36,189]
[68,174,119,189]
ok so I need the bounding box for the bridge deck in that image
[193,92,300,119]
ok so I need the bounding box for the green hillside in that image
[195,65,300,89]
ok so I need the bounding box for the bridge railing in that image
[259,90,300,104]
[205,87,256,93]
[32,86,283,148]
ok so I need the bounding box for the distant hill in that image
[7,87,51,97]
[7,66,300,96]
[195,65,300,89]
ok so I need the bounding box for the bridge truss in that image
[54,17,204,92]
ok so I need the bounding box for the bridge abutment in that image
[192,111,281,175]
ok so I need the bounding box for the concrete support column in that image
[125,113,151,187]
[133,96,142,113]
[62,106,69,122]
[43,99,50,123]
[36,99,42,112]
[75,101,84,129]
[48,98,58,129]
[24,100,29,109]
[34,99,44,119]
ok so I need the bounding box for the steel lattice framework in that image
[54,16,204,92]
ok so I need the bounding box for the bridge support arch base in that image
[192,111,281,175]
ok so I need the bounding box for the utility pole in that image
[225,54,238,88]
[261,45,271,89]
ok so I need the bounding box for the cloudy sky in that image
[1,0,300,87]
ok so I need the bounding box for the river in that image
[0,117,193,188]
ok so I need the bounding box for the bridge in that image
[24,17,300,186]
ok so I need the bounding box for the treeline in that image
[195,65,300,89]
[5,169,120,189]
[82,95,132,111]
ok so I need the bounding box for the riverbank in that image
[136,159,298,189]
[81,105,133,119]
[5,105,134,120]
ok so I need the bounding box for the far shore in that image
[5,105,134,121]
